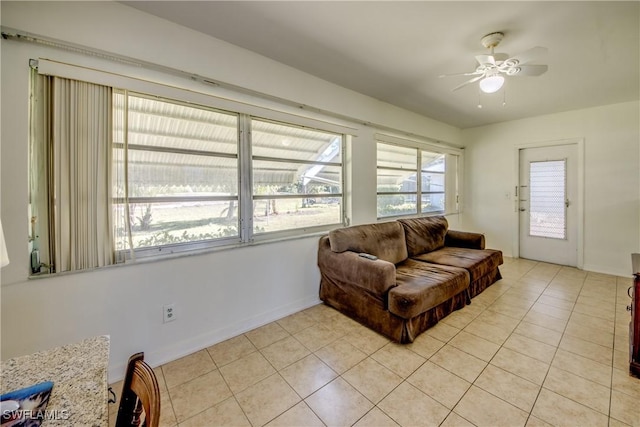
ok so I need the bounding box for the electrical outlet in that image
[163,304,176,323]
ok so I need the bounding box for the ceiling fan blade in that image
[451,75,484,91]
[508,64,549,76]
[438,71,482,78]
[505,46,548,65]
[475,54,495,65]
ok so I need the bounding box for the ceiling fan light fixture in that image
[479,74,505,93]
[442,32,547,97]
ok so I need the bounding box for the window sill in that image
[27,229,331,281]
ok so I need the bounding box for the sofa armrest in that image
[445,230,485,250]
[318,237,397,296]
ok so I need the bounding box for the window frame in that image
[113,90,243,260]
[375,134,461,220]
[249,117,345,242]
[112,90,347,261]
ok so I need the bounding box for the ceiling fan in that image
[441,32,548,94]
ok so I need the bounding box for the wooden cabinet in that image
[631,272,640,377]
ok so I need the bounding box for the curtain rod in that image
[1,26,462,149]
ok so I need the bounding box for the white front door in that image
[518,144,578,266]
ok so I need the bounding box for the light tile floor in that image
[109,258,640,426]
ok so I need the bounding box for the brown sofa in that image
[317,216,503,343]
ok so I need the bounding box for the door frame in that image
[511,138,585,269]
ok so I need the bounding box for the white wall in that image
[5,1,635,381]
[462,101,640,276]
[0,1,462,379]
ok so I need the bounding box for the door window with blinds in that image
[376,139,460,219]
[528,159,567,239]
[29,71,344,274]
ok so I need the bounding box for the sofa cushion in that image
[388,260,469,319]
[318,236,397,298]
[328,221,408,265]
[445,230,485,250]
[398,216,449,257]
[413,247,503,283]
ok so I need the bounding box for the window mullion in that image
[123,90,136,261]
[238,114,253,243]
[417,149,422,214]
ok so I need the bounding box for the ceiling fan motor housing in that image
[481,32,504,49]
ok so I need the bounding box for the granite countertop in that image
[1,335,110,427]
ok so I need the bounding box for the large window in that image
[251,119,343,236]
[113,92,241,255]
[376,139,459,219]
[29,74,345,273]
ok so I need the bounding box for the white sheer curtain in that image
[30,75,115,272]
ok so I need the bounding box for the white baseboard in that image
[107,295,322,382]
[581,263,631,279]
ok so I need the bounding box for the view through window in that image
[113,93,345,257]
[113,92,241,252]
[30,78,345,272]
[376,141,456,219]
[252,119,343,235]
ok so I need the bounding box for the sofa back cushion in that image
[328,221,408,264]
[398,216,449,257]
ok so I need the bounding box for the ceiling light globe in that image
[479,75,505,93]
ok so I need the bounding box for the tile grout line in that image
[257,324,334,427]
[450,268,622,426]
[424,264,542,424]
[607,275,634,427]
[433,264,616,425]
[458,262,565,425]
[520,264,581,426]
[526,270,623,424]
[154,262,629,427]
[607,279,619,427]
[432,261,549,425]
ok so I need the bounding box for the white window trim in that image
[35,58,359,137]
[375,133,463,156]
[33,58,350,264]
[116,98,347,260]
[375,133,463,219]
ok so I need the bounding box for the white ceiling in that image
[123,1,639,129]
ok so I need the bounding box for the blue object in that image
[1,382,54,426]
[0,382,53,402]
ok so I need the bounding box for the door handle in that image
[565,199,570,207]
[519,208,526,212]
